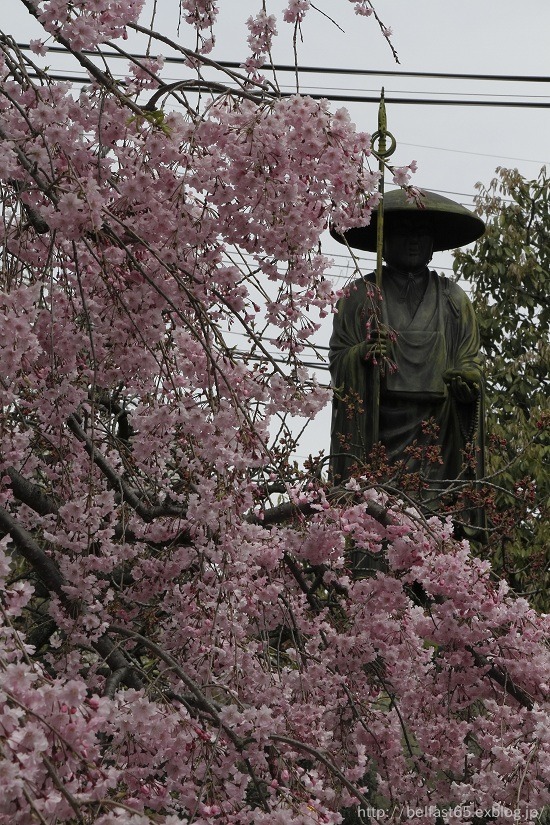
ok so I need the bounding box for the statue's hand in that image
[362,330,389,360]
[443,369,480,403]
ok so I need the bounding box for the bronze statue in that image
[329,189,485,530]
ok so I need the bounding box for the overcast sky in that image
[8,1,550,462]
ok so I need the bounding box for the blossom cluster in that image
[35,0,146,49]
[243,10,278,76]
[179,0,219,53]
[391,160,419,187]
[283,0,311,25]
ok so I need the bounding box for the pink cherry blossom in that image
[29,38,48,55]
[392,161,418,186]
[283,0,311,24]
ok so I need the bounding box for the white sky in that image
[8,0,550,463]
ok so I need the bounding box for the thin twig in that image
[270,733,371,807]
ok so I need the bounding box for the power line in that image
[14,43,550,108]
[215,62,550,86]
[302,94,550,109]
[283,82,550,101]
[19,70,550,109]
[15,44,550,84]
[401,143,549,166]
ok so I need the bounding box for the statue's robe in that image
[329,268,484,525]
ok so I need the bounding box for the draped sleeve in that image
[328,278,376,481]
[445,280,483,379]
[443,279,486,483]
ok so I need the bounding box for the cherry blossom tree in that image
[0,2,548,823]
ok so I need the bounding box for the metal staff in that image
[368,89,396,450]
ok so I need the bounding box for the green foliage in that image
[454,167,549,608]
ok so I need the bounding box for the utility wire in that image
[13,43,550,108]
[19,70,550,108]
[210,62,550,85]
[401,143,549,166]
[15,44,550,84]
[280,82,550,100]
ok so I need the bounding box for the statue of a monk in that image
[329,190,486,532]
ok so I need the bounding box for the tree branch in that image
[66,414,185,523]
[0,505,142,688]
[0,504,67,600]
[255,490,393,528]
[466,645,535,711]
[6,467,60,516]
[128,21,279,97]
[269,733,371,808]
[109,625,228,725]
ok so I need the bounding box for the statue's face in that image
[383,220,434,273]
